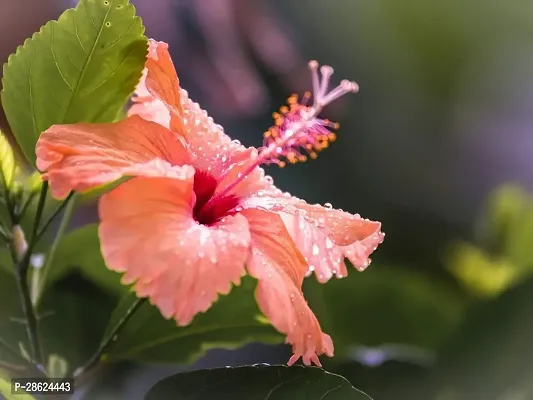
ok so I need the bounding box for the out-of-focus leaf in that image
[24,172,42,193]
[38,272,117,373]
[0,270,27,366]
[478,184,533,269]
[0,372,35,400]
[41,224,125,295]
[480,184,527,250]
[103,277,282,363]
[145,365,372,400]
[46,354,69,378]
[445,242,523,297]
[435,276,533,400]
[0,131,16,190]
[1,0,147,164]
[305,264,467,356]
[325,359,437,400]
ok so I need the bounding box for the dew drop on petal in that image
[312,244,320,256]
[324,202,333,209]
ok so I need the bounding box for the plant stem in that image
[15,182,49,367]
[74,297,146,378]
[34,193,77,304]
[0,337,43,376]
[17,190,38,223]
[35,191,75,242]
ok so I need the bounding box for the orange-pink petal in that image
[242,208,334,366]
[138,40,262,187]
[128,68,171,128]
[243,189,384,282]
[99,176,251,325]
[36,115,192,199]
[280,213,384,283]
[143,40,184,134]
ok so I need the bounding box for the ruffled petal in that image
[99,176,251,326]
[242,208,333,366]
[139,40,259,183]
[142,40,183,133]
[242,189,384,282]
[280,213,384,283]
[36,115,191,199]
[128,69,171,128]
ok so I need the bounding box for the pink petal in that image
[242,208,334,366]
[36,115,192,199]
[128,67,171,128]
[99,176,251,326]
[139,40,263,186]
[280,213,384,283]
[243,189,384,282]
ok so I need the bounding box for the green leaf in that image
[1,0,147,164]
[145,365,372,400]
[41,224,126,295]
[38,273,117,373]
[0,374,35,400]
[445,242,524,297]
[0,269,28,366]
[435,276,533,399]
[103,277,282,363]
[0,131,16,189]
[305,264,467,356]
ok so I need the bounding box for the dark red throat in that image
[193,170,240,226]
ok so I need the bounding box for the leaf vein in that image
[50,24,74,92]
[82,44,137,97]
[62,1,113,122]
[99,21,136,56]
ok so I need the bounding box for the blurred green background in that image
[2,0,533,399]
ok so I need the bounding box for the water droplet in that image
[312,244,320,256]
[231,139,241,146]
[221,155,227,162]
[324,203,333,209]
[265,176,274,184]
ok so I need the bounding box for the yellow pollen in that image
[288,94,298,104]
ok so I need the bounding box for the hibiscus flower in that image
[35,40,384,366]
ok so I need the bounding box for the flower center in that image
[199,61,358,211]
[193,170,240,226]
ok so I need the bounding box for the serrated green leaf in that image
[305,264,468,356]
[42,224,125,295]
[1,0,147,164]
[145,365,372,400]
[103,277,282,364]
